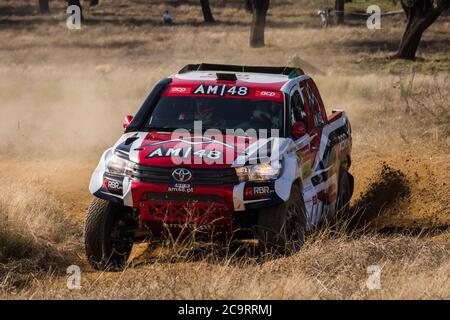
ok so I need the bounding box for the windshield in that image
[146,96,284,134]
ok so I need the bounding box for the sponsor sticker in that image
[168,183,194,193]
[192,84,249,97]
[255,90,281,99]
[244,183,275,200]
[103,177,123,194]
[146,147,222,160]
[169,86,190,94]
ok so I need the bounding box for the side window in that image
[290,89,306,126]
[306,84,325,128]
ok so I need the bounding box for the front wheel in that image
[84,197,136,270]
[335,170,352,219]
[256,184,307,254]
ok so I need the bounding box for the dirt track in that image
[1,0,449,299]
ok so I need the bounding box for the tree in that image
[335,0,345,24]
[245,0,253,12]
[200,0,215,23]
[248,0,270,47]
[394,0,450,60]
[38,0,49,13]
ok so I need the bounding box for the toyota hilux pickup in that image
[85,63,353,270]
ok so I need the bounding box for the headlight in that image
[235,162,281,182]
[106,153,132,175]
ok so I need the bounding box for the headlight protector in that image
[235,162,281,182]
[105,152,132,176]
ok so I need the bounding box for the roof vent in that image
[216,73,237,81]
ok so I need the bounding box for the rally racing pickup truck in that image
[85,63,353,270]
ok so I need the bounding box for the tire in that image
[335,170,351,219]
[256,184,307,254]
[84,197,136,271]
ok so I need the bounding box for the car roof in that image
[170,63,307,92]
[171,71,287,91]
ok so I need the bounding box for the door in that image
[301,80,325,166]
[307,79,339,220]
[299,80,327,228]
[289,84,316,229]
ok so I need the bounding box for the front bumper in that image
[95,173,285,230]
[132,179,284,229]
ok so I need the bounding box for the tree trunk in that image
[90,0,99,7]
[39,0,49,13]
[335,0,344,24]
[245,0,253,13]
[200,0,215,23]
[396,21,426,60]
[249,0,270,48]
[67,0,84,21]
[395,0,450,60]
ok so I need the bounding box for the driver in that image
[178,99,223,127]
[194,99,215,123]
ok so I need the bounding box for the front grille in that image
[146,192,222,203]
[131,164,239,186]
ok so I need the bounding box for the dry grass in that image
[0,0,449,299]
[4,227,450,299]
[0,178,81,291]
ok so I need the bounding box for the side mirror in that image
[291,122,307,140]
[122,115,133,129]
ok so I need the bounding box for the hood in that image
[113,131,293,168]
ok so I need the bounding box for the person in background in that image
[163,10,173,24]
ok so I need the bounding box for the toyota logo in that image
[172,168,192,183]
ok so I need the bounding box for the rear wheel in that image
[256,184,307,254]
[84,197,136,270]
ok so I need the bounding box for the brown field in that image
[0,0,449,299]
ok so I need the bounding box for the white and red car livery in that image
[85,63,353,270]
